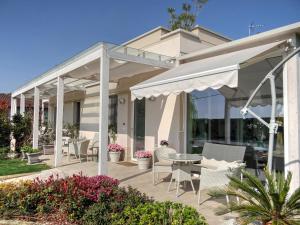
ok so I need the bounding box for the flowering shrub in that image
[135,150,152,159]
[0,174,119,222]
[0,174,207,224]
[82,186,153,225]
[160,140,169,146]
[108,143,124,152]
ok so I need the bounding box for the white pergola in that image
[11,42,174,175]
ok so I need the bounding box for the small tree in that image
[11,112,33,152]
[0,99,11,148]
[167,0,207,31]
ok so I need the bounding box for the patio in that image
[7,153,236,225]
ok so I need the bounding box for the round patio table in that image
[166,153,202,197]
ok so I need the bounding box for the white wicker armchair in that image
[152,147,176,185]
[69,139,90,163]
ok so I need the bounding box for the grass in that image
[0,159,50,176]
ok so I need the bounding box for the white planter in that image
[109,151,121,162]
[43,145,54,155]
[137,158,151,170]
[26,152,42,164]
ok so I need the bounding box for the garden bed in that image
[0,159,50,177]
[0,174,208,225]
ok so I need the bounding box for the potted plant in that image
[135,150,152,170]
[108,143,124,162]
[21,146,42,164]
[209,168,300,225]
[108,124,117,144]
[160,140,169,147]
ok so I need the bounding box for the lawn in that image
[0,159,50,176]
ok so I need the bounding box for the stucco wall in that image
[144,94,181,152]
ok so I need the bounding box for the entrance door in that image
[133,99,145,157]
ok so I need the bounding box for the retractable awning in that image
[130,41,284,100]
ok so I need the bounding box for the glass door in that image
[133,99,145,156]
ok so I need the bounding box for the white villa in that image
[11,22,300,191]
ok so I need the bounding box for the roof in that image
[122,25,231,46]
[179,21,300,62]
[192,25,232,41]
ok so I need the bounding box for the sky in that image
[0,0,299,93]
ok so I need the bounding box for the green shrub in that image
[0,147,9,159]
[0,112,11,148]
[82,186,152,225]
[21,146,39,153]
[11,113,32,152]
[112,201,208,225]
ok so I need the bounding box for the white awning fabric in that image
[130,41,283,100]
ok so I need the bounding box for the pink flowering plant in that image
[108,143,124,152]
[135,150,152,159]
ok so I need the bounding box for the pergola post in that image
[98,44,109,175]
[20,93,25,115]
[33,87,40,149]
[10,97,17,120]
[224,99,231,144]
[41,100,45,125]
[283,38,300,192]
[54,76,64,167]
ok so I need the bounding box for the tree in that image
[167,0,207,31]
[11,113,33,152]
[209,169,300,225]
[0,99,11,148]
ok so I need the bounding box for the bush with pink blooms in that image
[108,143,124,152]
[135,150,152,159]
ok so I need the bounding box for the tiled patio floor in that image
[6,154,237,225]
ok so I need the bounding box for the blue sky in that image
[0,0,299,93]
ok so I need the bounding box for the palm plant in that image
[209,169,300,225]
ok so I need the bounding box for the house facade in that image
[11,22,300,191]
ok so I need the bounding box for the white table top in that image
[167,153,202,162]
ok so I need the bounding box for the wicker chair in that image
[69,139,90,163]
[152,147,176,185]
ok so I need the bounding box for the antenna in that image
[248,22,264,36]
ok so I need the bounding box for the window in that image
[108,95,118,131]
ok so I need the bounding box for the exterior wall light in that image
[149,96,156,101]
[119,97,126,104]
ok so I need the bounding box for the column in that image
[224,99,231,144]
[32,87,40,149]
[20,93,25,115]
[54,77,64,167]
[10,97,17,120]
[41,100,45,125]
[283,37,300,192]
[98,44,109,175]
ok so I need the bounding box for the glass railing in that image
[107,43,174,64]
[14,42,175,93]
